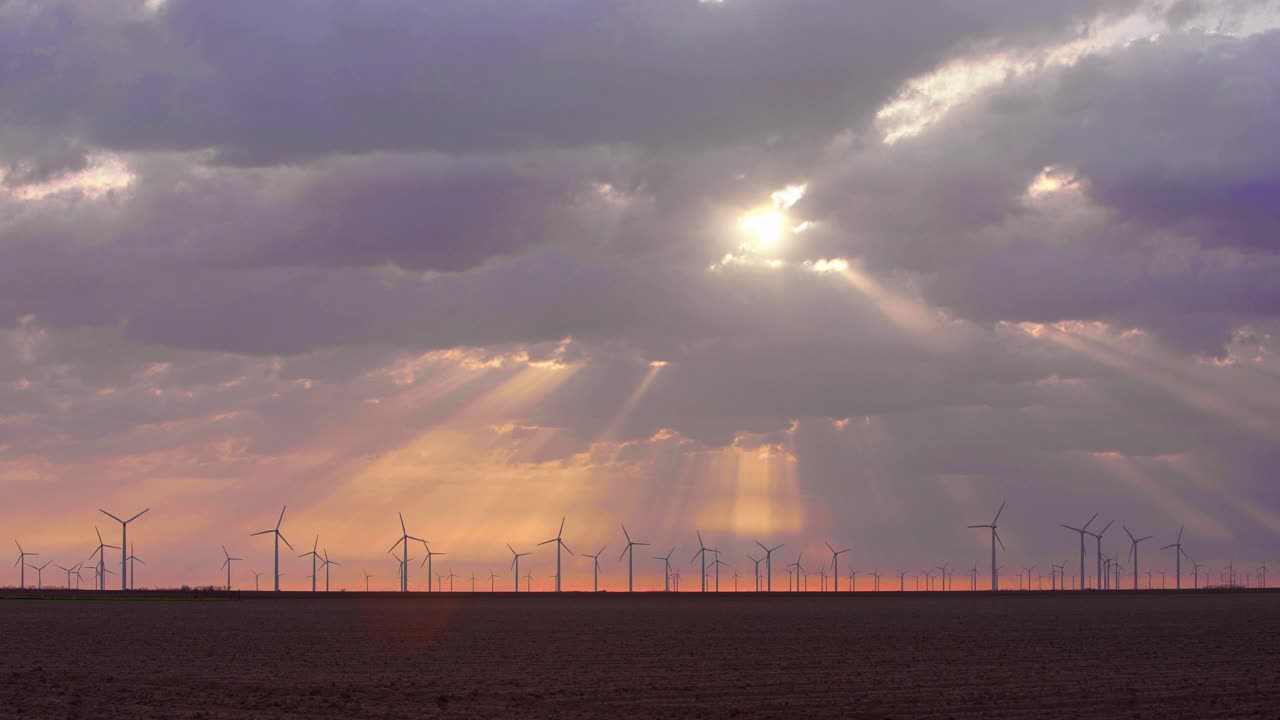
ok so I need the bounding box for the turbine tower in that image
[754,541,784,592]
[99,507,149,591]
[1123,525,1151,590]
[13,541,37,590]
[968,501,1006,591]
[126,543,144,590]
[1086,520,1113,590]
[826,542,850,592]
[88,527,120,591]
[1060,512,1097,590]
[1160,525,1189,590]
[747,554,763,592]
[387,513,425,592]
[250,506,293,592]
[220,545,242,591]
[420,543,446,592]
[538,517,573,592]
[583,545,606,592]
[320,548,339,592]
[655,548,675,592]
[299,535,321,592]
[618,525,649,592]
[691,531,712,592]
[508,544,530,593]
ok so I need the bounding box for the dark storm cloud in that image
[0,0,1139,164]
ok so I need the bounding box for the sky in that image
[2,0,1279,592]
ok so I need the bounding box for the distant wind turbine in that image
[754,541,784,592]
[508,544,530,593]
[1123,525,1152,590]
[319,548,339,591]
[299,535,321,592]
[88,527,120,591]
[583,546,606,592]
[26,559,51,589]
[1160,526,1189,590]
[252,570,264,591]
[363,569,372,592]
[13,541,37,590]
[250,506,293,592]
[55,562,85,590]
[99,507,149,591]
[1060,512,1098,590]
[826,543,850,592]
[747,554,763,592]
[538,517,573,592]
[691,531,712,592]
[968,501,1007,591]
[387,513,425,592]
[655,548,675,592]
[419,543,446,592]
[618,525,649,593]
[1086,520,1114,591]
[125,543,144,590]
[221,546,243,590]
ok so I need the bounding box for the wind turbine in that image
[1060,512,1098,590]
[125,543,144,590]
[710,554,727,591]
[1022,565,1036,591]
[754,541,784,592]
[252,570,264,591]
[299,535,321,592]
[538,517,573,592]
[732,568,740,592]
[788,553,806,591]
[445,569,456,592]
[747,554,763,592]
[250,506,293,592]
[1123,525,1152,590]
[1086,520,1113,591]
[896,569,911,592]
[691,531,713,592]
[99,508,149,591]
[655,548,675,592]
[221,546,243,590]
[13,541,37,590]
[936,562,951,592]
[419,543,446,592]
[826,543,851,592]
[619,525,649,592]
[55,562,84,590]
[387,513,425,592]
[1051,562,1066,590]
[1160,525,1189,590]
[671,568,681,592]
[26,559,51,588]
[88,527,120,591]
[469,572,477,593]
[319,548,339,591]
[524,570,533,592]
[488,569,499,592]
[968,501,1006,591]
[508,544,530,593]
[583,546,606,592]
[363,570,372,592]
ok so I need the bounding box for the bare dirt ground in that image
[1,591,1277,719]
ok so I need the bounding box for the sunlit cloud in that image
[4,153,135,201]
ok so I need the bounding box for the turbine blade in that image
[558,517,566,537]
[277,506,287,529]
[279,533,294,551]
[99,509,123,523]
[994,530,1006,551]
[126,509,150,523]
[400,512,406,535]
[993,500,1006,524]
[1083,512,1098,531]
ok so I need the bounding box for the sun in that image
[739,209,787,249]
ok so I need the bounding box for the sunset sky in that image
[3,0,1279,591]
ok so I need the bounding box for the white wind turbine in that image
[1123,525,1151,590]
[754,541,784,592]
[14,541,37,590]
[420,542,446,592]
[968,500,1006,591]
[488,569,499,592]
[363,570,373,592]
[710,555,728,591]
[221,546,242,591]
[1086,520,1114,590]
[691,531,712,592]
[251,570,264,591]
[126,543,144,590]
[538,517,573,592]
[27,559,51,589]
[88,527,120,591]
[655,548,675,592]
[1060,512,1097,590]
[55,562,85,590]
[747,554,763,592]
[319,548,339,591]
[387,512,425,592]
[1161,526,1190,590]
[250,506,293,592]
[619,525,649,592]
[508,544,530,593]
[826,543,851,592]
[299,535,321,592]
[583,546,606,592]
[99,508,149,591]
